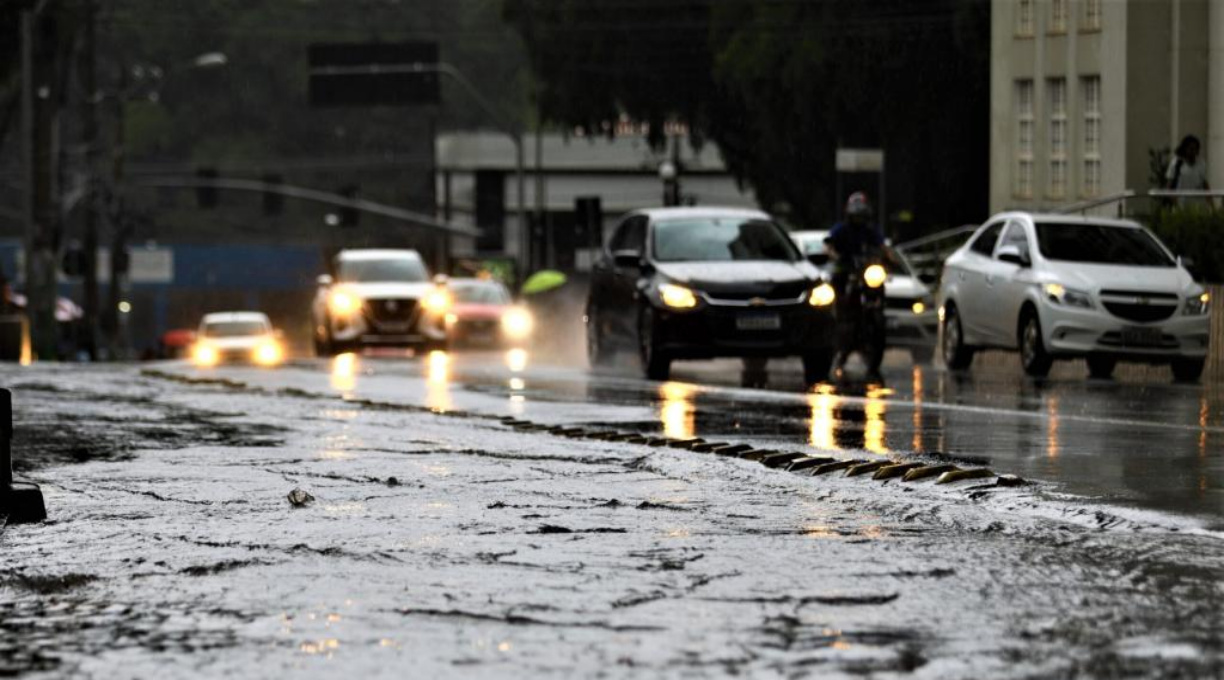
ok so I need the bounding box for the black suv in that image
[585,207,836,382]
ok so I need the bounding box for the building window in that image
[1083,0,1102,31]
[1016,79,1034,198]
[1050,0,1068,33]
[1017,0,1034,36]
[1048,78,1067,198]
[1082,75,1101,197]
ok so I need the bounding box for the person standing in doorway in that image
[1166,134,1214,209]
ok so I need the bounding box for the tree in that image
[505,0,990,231]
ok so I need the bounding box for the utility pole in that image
[79,0,99,360]
[22,2,61,362]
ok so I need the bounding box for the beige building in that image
[990,0,1224,213]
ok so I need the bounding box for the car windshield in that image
[202,321,268,338]
[452,283,510,304]
[653,217,798,263]
[1035,223,1175,267]
[793,235,829,266]
[337,258,428,283]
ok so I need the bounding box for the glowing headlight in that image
[192,343,219,367]
[1043,283,1093,308]
[809,283,836,307]
[912,301,926,315]
[864,264,887,289]
[329,290,360,317]
[659,283,698,309]
[1184,291,1211,316]
[501,307,535,340]
[252,340,283,366]
[422,288,452,315]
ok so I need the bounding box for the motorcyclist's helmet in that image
[845,191,872,220]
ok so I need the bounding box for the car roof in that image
[200,311,270,324]
[448,277,501,287]
[989,211,1144,229]
[632,206,772,222]
[335,248,424,261]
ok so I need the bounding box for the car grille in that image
[365,298,418,325]
[1098,290,1178,324]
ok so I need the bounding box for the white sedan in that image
[938,212,1211,381]
[191,311,285,367]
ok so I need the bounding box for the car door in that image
[983,220,1038,347]
[951,220,1005,345]
[597,215,648,342]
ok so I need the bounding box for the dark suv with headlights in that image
[585,207,836,382]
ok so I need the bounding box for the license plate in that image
[1121,326,1162,347]
[736,313,781,331]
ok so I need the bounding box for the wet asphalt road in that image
[289,347,1222,528]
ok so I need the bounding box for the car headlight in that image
[1043,283,1093,309]
[501,307,535,340]
[1184,291,1211,316]
[329,290,360,317]
[864,264,887,289]
[252,340,283,366]
[809,283,836,307]
[192,343,219,367]
[659,283,698,309]
[912,300,927,315]
[422,288,452,315]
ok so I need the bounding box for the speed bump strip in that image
[711,444,753,456]
[759,452,807,468]
[872,462,924,480]
[668,438,705,449]
[936,468,995,485]
[738,449,776,461]
[810,459,865,475]
[786,456,837,472]
[645,438,672,447]
[902,464,960,482]
[845,461,888,477]
[691,441,731,453]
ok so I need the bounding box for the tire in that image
[314,327,334,357]
[1171,358,1205,383]
[1086,356,1116,379]
[865,312,886,373]
[638,308,671,381]
[586,311,613,368]
[803,350,834,385]
[941,304,974,370]
[910,345,935,365]
[1019,311,1053,378]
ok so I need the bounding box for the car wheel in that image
[802,350,833,385]
[941,304,974,370]
[910,345,935,365]
[1171,358,1205,383]
[866,311,886,373]
[638,308,671,381]
[1019,311,1053,378]
[586,311,612,368]
[1086,356,1116,379]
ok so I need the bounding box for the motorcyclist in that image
[824,192,885,375]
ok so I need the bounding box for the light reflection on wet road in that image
[309,349,1222,526]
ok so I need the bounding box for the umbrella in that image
[521,270,567,296]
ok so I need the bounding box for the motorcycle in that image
[834,254,888,376]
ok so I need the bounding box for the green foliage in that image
[505,0,990,229]
[1149,207,1224,283]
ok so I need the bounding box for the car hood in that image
[884,274,929,299]
[654,261,819,297]
[334,282,435,299]
[1042,261,1193,295]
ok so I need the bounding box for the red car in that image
[443,278,533,348]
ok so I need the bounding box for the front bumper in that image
[653,303,834,359]
[1042,301,1210,362]
[331,298,447,347]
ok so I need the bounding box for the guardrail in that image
[0,388,46,525]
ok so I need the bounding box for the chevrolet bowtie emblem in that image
[748,297,767,307]
[386,301,399,312]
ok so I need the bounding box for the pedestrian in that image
[1165,134,1214,209]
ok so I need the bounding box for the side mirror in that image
[316,274,333,287]
[997,246,1030,267]
[612,249,643,270]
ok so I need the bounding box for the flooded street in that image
[1,358,1221,678]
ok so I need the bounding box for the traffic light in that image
[338,184,359,227]
[196,167,218,208]
[262,173,284,216]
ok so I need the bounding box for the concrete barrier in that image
[0,388,46,524]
